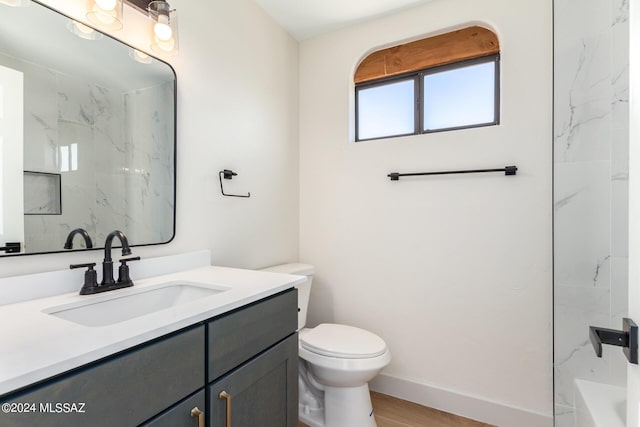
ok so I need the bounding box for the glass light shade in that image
[95,0,116,10]
[86,0,123,30]
[67,20,104,40]
[148,1,178,56]
[0,0,30,6]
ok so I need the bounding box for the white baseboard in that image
[369,373,553,427]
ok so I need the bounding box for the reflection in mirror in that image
[0,0,176,256]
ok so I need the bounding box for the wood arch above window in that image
[354,26,499,84]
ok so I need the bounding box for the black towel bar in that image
[388,165,517,181]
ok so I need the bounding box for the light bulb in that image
[154,15,172,41]
[95,0,116,11]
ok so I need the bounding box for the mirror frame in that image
[0,0,177,257]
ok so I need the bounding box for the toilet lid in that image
[300,324,387,359]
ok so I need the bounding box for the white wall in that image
[0,0,299,276]
[299,0,553,424]
[1,0,554,423]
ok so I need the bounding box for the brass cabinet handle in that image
[218,390,231,427]
[190,406,204,427]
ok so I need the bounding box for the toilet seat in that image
[299,343,391,372]
[300,324,387,358]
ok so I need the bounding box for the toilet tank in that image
[260,263,314,330]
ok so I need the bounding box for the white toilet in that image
[261,263,391,427]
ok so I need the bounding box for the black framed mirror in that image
[0,0,176,256]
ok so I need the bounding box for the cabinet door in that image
[208,334,298,427]
[0,325,205,427]
[140,390,205,427]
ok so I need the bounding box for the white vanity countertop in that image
[0,266,305,396]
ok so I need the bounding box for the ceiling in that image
[253,0,435,40]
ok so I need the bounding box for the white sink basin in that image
[43,281,228,327]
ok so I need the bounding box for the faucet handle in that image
[70,262,96,269]
[117,256,140,285]
[71,263,99,295]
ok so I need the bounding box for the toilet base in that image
[299,370,325,427]
[299,383,377,427]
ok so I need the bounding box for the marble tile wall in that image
[22,69,124,253]
[123,82,175,244]
[553,0,629,425]
[23,172,61,214]
[1,52,173,253]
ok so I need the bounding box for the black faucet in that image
[101,230,132,287]
[71,230,140,295]
[64,228,93,249]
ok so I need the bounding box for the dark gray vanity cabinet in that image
[208,335,298,427]
[207,287,297,381]
[0,288,298,427]
[140,390,206,427]
[206,288,298,427]
[144,288,299,427]
[0,326,205,427]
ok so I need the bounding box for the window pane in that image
[60,146,69,172]
[357,79,414,140]
[423,61,496,131]
[71,143,78,171]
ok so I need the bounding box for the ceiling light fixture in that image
[147,1,178,56]
[86,0,123,30]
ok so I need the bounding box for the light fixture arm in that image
[148,0,174,22]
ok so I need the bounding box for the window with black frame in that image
[354,26,500,142]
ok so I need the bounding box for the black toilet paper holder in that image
[219,169,250,198]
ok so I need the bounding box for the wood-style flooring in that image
[299,391,495,427]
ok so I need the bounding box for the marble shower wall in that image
[0,52,172,253]
[553,0,629,425]
[123,82,175,245]
[23,65,126,253]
